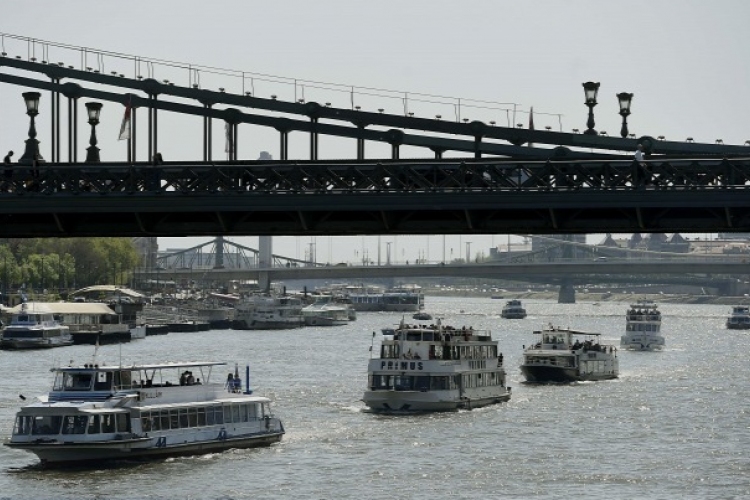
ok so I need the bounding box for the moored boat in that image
[726,305,750,330]
[302,299,349,326]
[1,303,72,349]
[232,295,304,330]
[362,320,511,412]
[520,325,619,382]
[343,284,424,312]
[621,300,664,350]
[5,361,284,466]
[501,299,527,319]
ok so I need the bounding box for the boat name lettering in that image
[142,391,163,398]
[380,361,423,371]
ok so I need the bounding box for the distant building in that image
[627,233,690,253]
[132,237,158,268]
[530,234,587,259]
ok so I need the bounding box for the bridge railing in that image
[2,157,750,196]
[0,32,566,127]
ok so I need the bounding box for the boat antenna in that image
[91,337,100,366]
[370,331,376,357]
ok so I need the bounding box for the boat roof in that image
[7,302,116,315]
[71,285,144,298]
[52,361,227,373]
[532,327,601,336]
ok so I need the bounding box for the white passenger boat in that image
[344,284,424,312]
[726,305,750,330]
[362,320,511,412]
[521,325,619,382]
[501,299,527,319]
[5,361,284,466]
[232,295,304,330]
[302,298,349,326]
[621,300,665,350]
[1,303,72,349]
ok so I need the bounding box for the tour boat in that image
[726,305,750,330]
[501,299,527,319]
[520,325,619,382]
[362,320,511,412]
[232,295,304,330]
[344,285,424,312]
[412,311,432,321]
[302,298,350,326]
[5,361,284,466]
[1,302,72,349]
[621,300,665,350]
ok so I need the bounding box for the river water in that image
[0,296,747,499]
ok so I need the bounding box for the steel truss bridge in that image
[148,237,748,296]
[2,34,750,237]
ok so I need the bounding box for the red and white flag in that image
[118,97,131,141]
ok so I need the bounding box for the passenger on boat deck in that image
[226,373,234,389]
[232,374,242,392]
[180,371,188,386]
[186,372,195,385]
[195,378,201,385]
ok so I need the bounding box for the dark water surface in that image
[0,297,747,499]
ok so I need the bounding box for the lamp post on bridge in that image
[85,102,103,163]
[18,92,45,165]
[582,81,600,136]
[616,92,633,139]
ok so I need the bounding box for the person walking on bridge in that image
[3,150,13,192]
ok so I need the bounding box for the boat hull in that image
[501,312,526,319]
[362,390,510,413]
[0,338,73,349]
[231,319,302,330]
[6,431,283,466]
[303,316,348,327]
[620,335,665,351]
[727,322,750,330]
[520,364,617,383]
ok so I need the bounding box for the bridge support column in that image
[278,129,289,160]
[202,103,213,161]
[66,96,79,162]
[148,93,158,161]
[310,117,319,160]
[49,77,61,162]
[357,125,366,160]
[558,282,576,304]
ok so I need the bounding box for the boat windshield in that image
[53,372,95,391]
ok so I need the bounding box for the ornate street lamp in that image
[18,91,45,165]
[616,92,633,138]
[582,81,600,135]
[85,102,103,163]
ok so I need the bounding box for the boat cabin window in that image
[53,372,94,391]
[544,334,563,344]
[31,415,63,435]
[61,415,88,435]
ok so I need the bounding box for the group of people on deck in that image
[179,371,200,386]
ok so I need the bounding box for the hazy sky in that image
[1,1,748,263]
